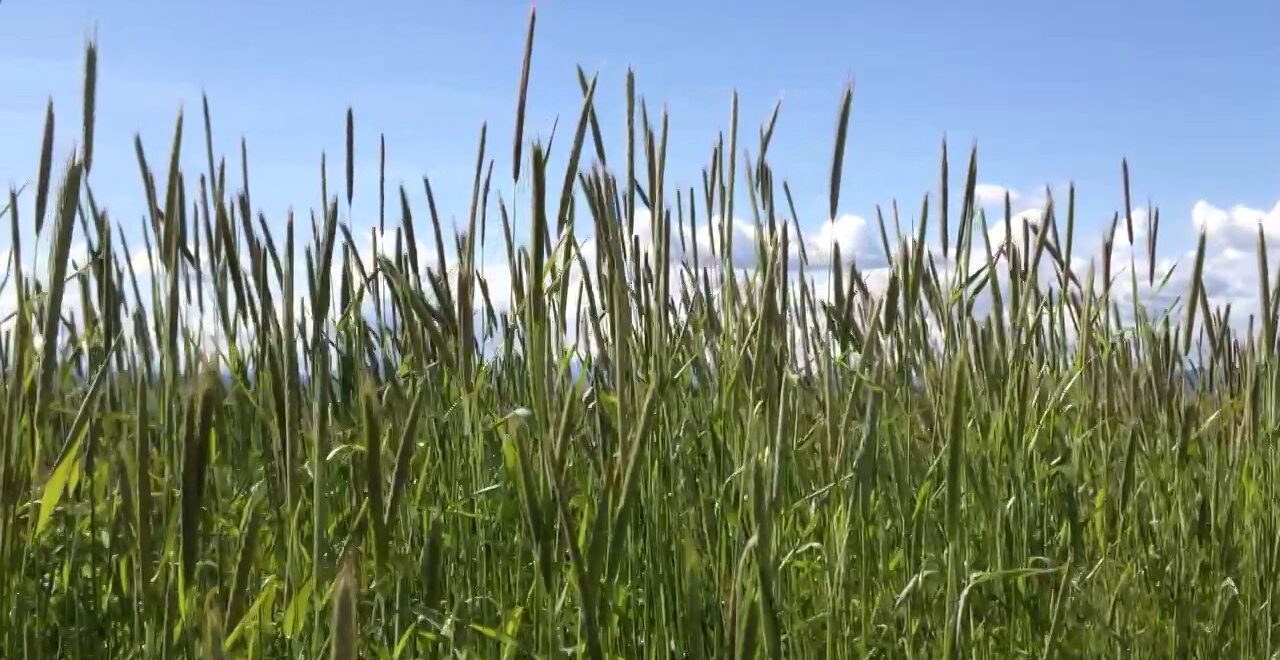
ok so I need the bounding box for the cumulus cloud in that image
[975,183,1019,207]
[1025,200,1280,332]
[124,247,155,276]
[802,190,1280,338]
[3,180,1275,366]
[1161,201,1280,322]
[681,213,759,266]
[354,225,445,273]
[1192,201,1280,250]
[803,214,884,267]
[983,207,1045,253]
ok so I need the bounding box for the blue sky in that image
[1,0,1278,318]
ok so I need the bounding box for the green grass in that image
[2,15,1278,658]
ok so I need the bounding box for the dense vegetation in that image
[2,14,1276,659]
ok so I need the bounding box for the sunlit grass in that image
[1,13,1275,659]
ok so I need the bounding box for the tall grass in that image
[2,16,1278,658]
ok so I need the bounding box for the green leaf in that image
[225,576,279,648]
[35,327,118,536]
[36,433,81,535]
[282,577,314,639]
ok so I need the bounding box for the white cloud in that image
[125,247,155,276]
[1162,201,1280,322]
[2,177,1275,367]
[983,208,1044,253]
[1059,200,1280,331]
[803,214,880,267]
[1192,200,1280,250]
[975,183,1019,207]
[682,213,759,267]
[474,259,515,313]
[354,225,443,274]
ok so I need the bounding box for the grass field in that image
[2,15,1278,659]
